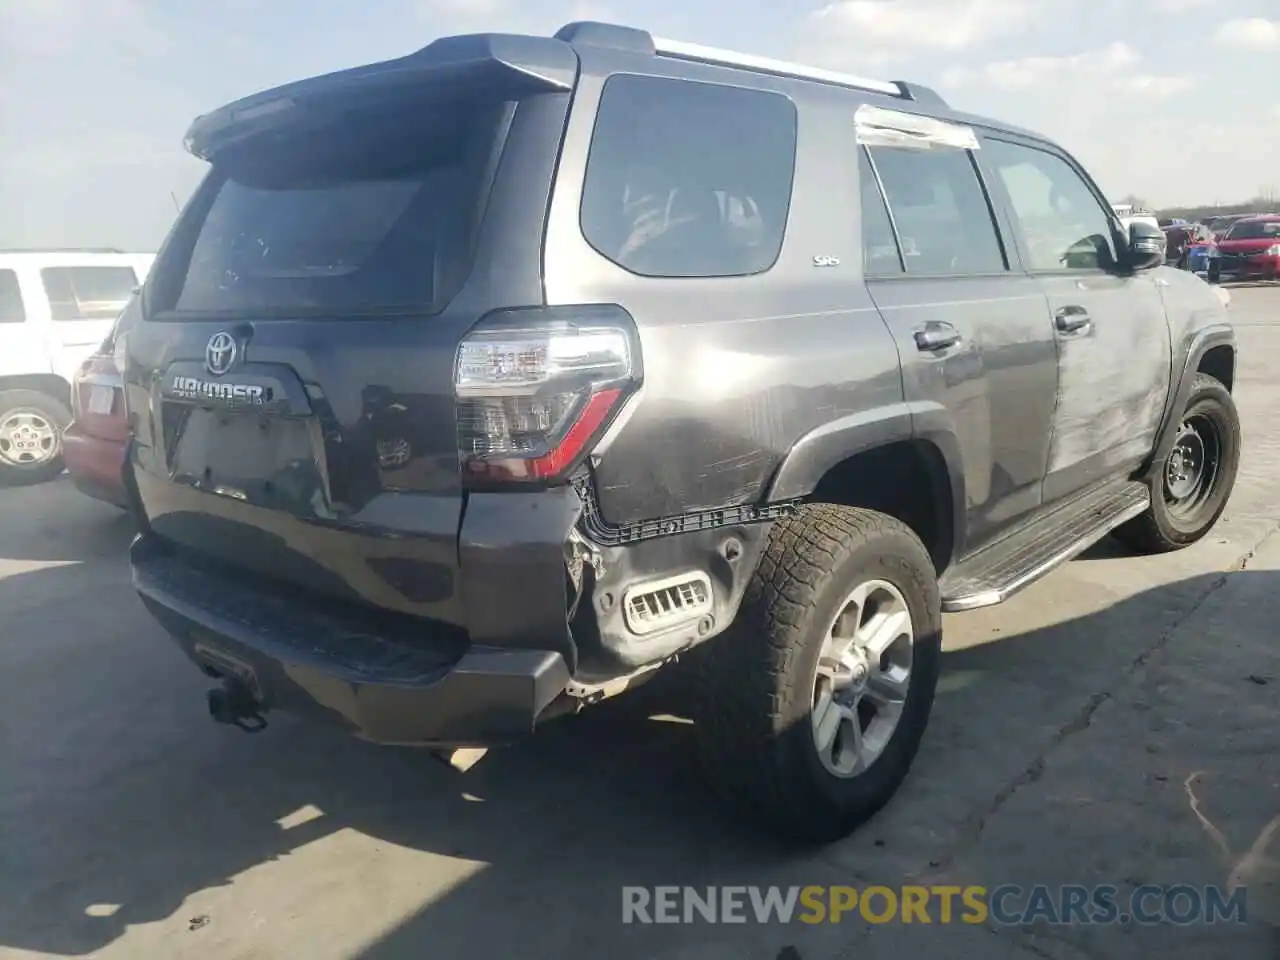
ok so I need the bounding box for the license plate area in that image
[88,384,116,415]
[167,405,322,505]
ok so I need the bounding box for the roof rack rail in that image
[552,22,951,106]
[652,36,903,97]
[0,246,127,254]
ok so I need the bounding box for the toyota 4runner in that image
[118,21,1240,842]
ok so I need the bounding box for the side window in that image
[41,266,138,321]
[580,75,797,278]
[866,144,1006,275]
[0,270,25,323]
[981,138,1118,272]
[858,148,904,275]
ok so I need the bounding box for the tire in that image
[1113,373,1240,554]
[692,504,941,844]
[1207,263,1221,284]
[0,389,72,487]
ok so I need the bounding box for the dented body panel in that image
[1035,271,1172,504]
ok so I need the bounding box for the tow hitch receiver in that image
[206,680,268,733]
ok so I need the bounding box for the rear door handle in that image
[1055,305,1092,334]
[914,323,961,351]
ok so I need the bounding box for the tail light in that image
[454,305,641,485]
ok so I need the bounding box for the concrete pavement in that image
[2,286,1278,959]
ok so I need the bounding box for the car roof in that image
[187,20,1059,160]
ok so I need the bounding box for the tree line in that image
[1117,192,1280,222]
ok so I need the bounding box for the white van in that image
[0,249,155,485]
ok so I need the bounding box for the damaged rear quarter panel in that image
[539,57,905,524]
[569,513,774,679]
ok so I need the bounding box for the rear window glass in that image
[859,148,904,276]
[867,145,1007,275]
[169,96,518,316]
[0,270,24,323]
[41,266,138,321]
[580,75,797,278]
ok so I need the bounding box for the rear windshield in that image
[166,95,519,317]
[1224,220,1280,240]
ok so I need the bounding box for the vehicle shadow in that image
[2,525,1277,957]
[0,476,136,563]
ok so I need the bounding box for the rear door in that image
[977,135,1172,503]
[124,58,573,625]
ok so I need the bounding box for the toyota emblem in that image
[205,332,237,376]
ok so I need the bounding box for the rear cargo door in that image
[124,58,572,625]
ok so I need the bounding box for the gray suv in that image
[118,21,1240,842]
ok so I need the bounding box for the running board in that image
[939,481,1150,612]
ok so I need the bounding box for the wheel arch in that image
[765,403,965,575]
[1197,343,1234,393]
[1144,325,1235,479]
[0,373,73,409]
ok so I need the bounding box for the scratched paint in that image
[1044,276,1173,478]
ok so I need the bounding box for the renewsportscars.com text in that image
[621,884,1248,926]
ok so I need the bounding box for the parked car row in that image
[1178,214,1280,284]
[0,248,151,491]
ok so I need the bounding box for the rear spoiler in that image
[184,33,579,160]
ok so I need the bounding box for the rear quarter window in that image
[0,270,25,323]
[579,74,798,278]
[41,266,138,321]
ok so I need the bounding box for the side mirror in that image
[1127,221,1165,271]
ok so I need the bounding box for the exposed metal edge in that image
[941,493,1150,612]
[565,653,678,702]
[572,473,798,547]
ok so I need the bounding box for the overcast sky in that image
[1,0,1276,250]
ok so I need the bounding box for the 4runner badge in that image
[205,331,237,376]
[170,376,267,405]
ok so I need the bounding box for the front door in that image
[978,135,1172,504]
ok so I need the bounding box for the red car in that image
[1208,215,1280,284]
[63,333,129,508]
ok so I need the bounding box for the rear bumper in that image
[130,534,573,747]
[63,425,128,507]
